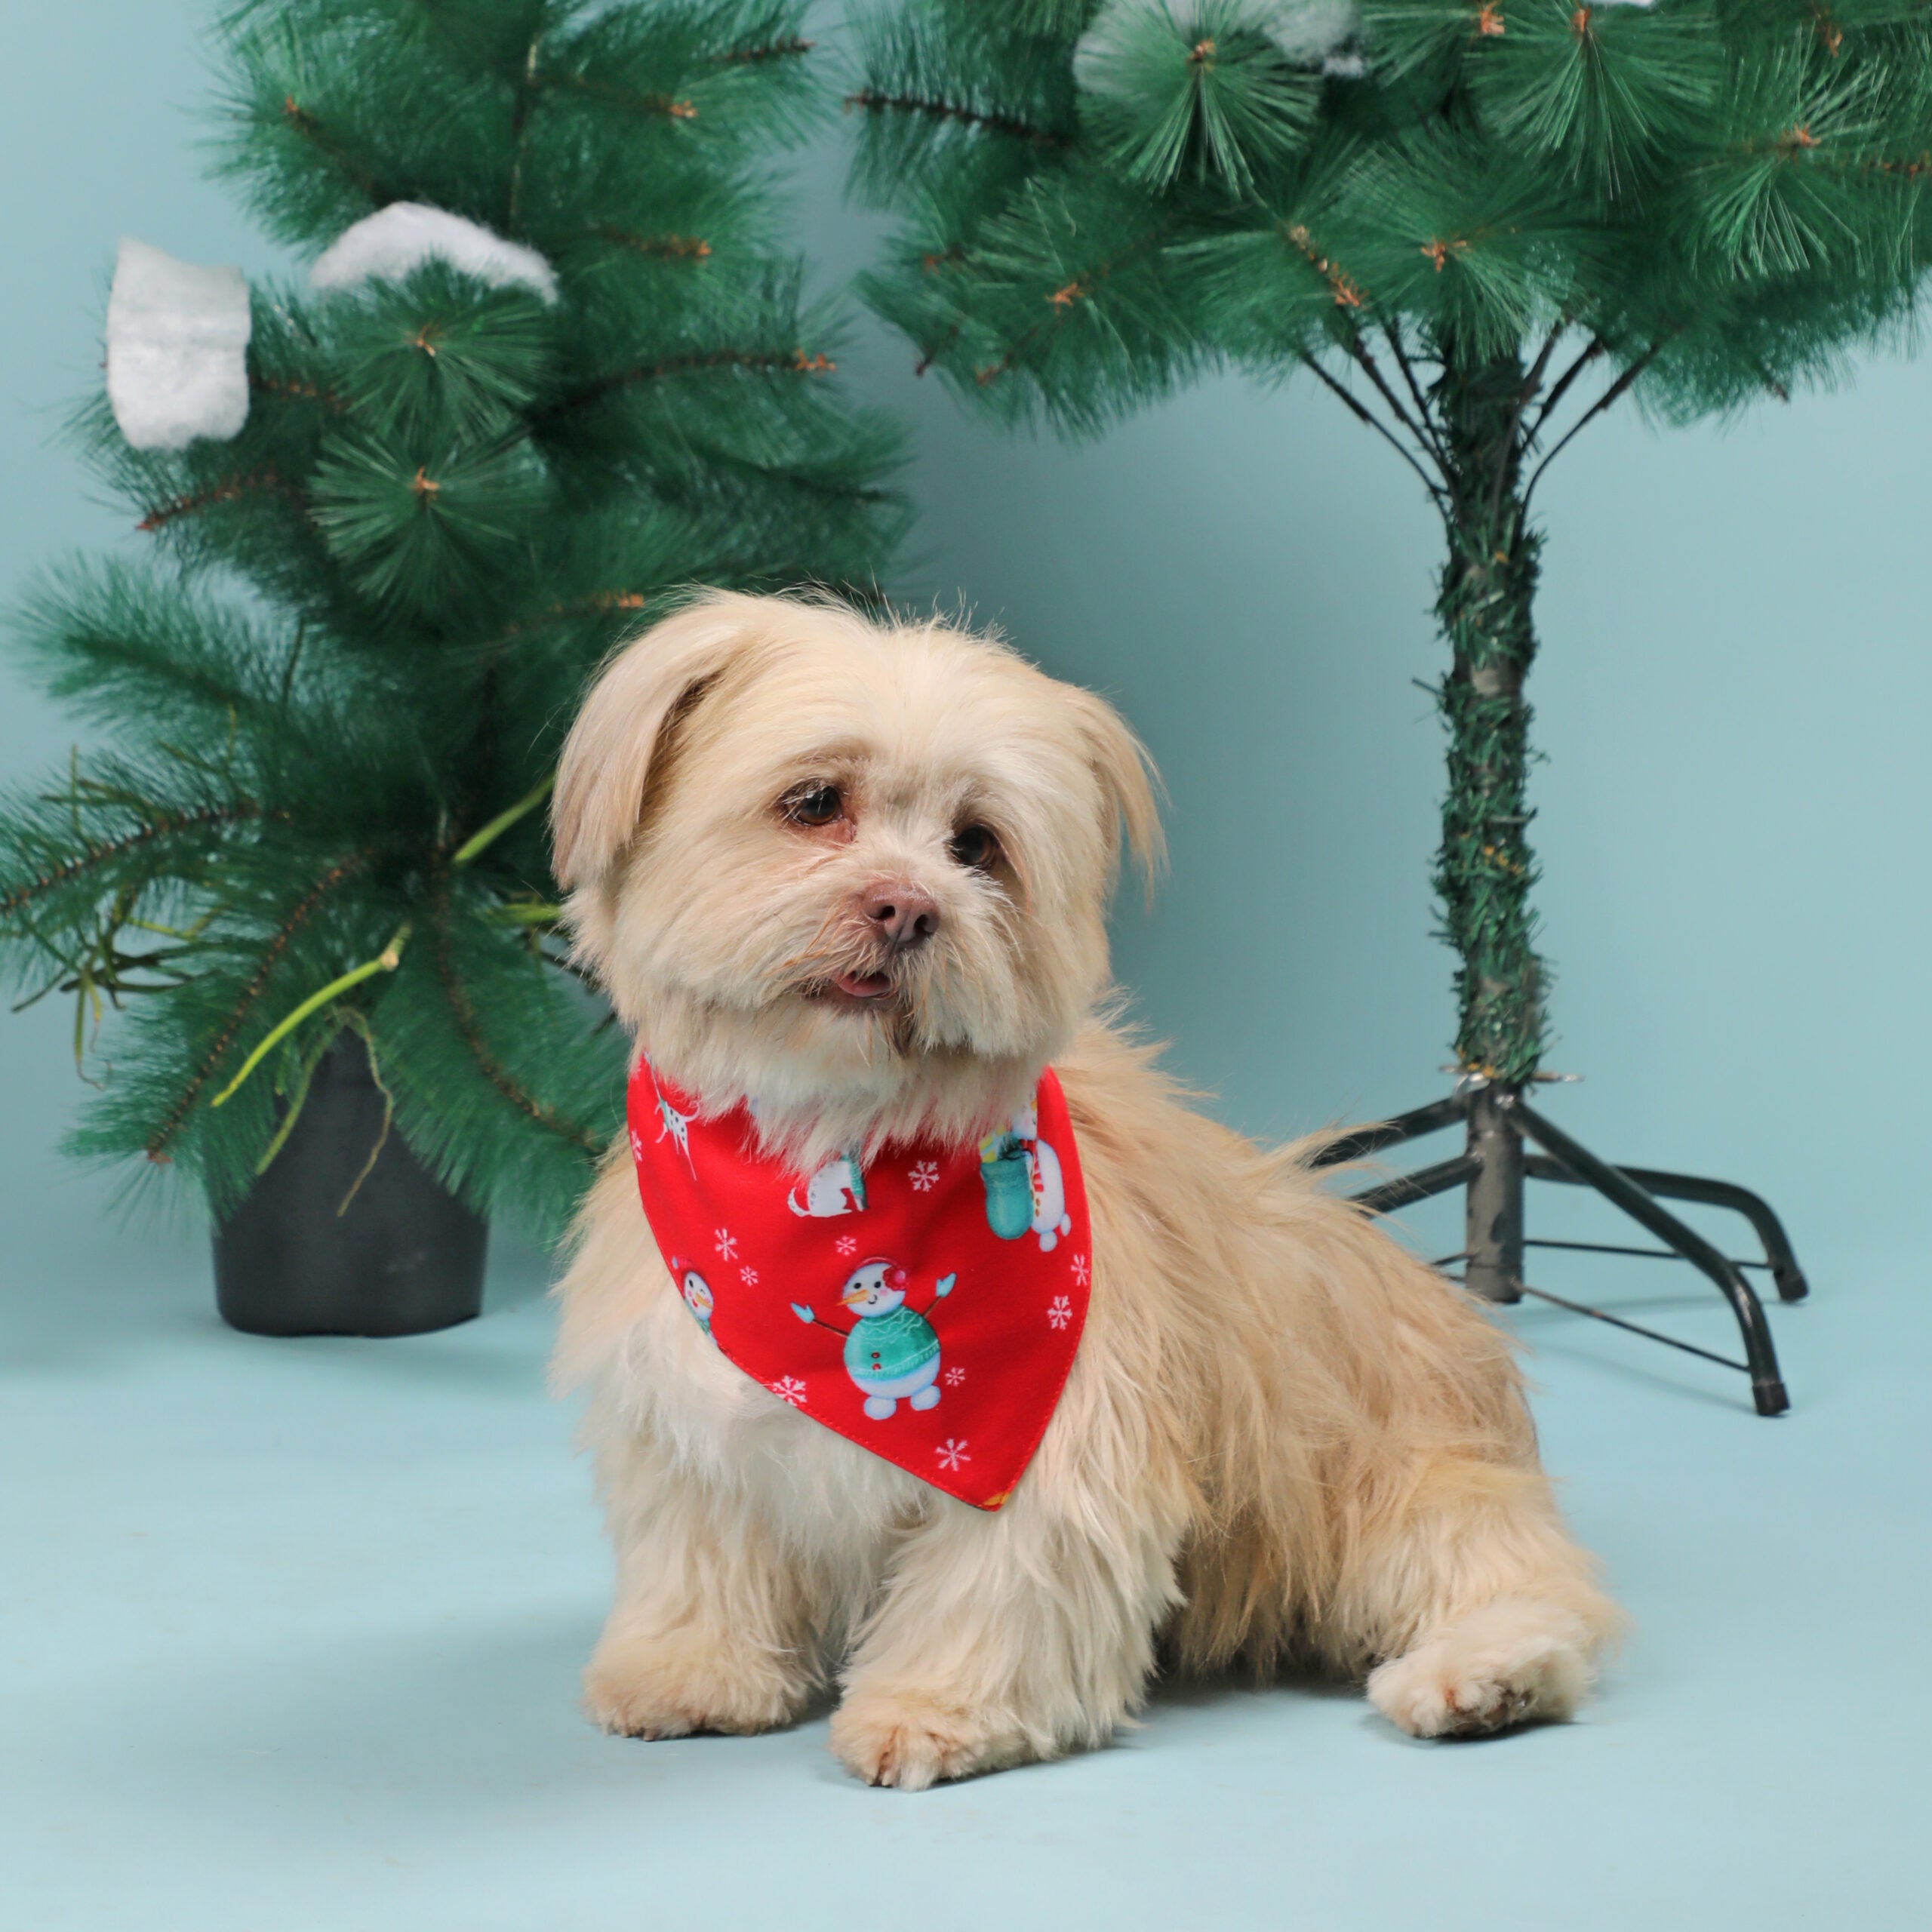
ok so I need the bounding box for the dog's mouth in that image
[796,963,900,1010]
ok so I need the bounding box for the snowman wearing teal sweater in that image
[792,1257,956,1420]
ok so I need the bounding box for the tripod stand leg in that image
[1349,1153,1481,1217]
[1310,1091,1467,1168]
[1522,1156,1807,1302]
[1585,1165,1808,1304]
[1507,1097,1789,1417]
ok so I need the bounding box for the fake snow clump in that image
[309,203,558,303]
[106,238,253,451]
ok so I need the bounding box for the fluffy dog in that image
[549,590,1619,1788]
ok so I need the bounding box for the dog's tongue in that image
[835,971,893,999]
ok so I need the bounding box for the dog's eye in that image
[950,824,999,872]
[783,783,843,827]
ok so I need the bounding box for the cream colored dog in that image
[549,590,1618,1789]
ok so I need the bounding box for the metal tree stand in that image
[1297,351,1809,1420]
[1313,1081,1804,1417]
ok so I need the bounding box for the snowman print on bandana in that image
[977,1094,1074,1251]
[670,1258,717,1343]
[790,1257,958,1420]
[786,1150,867,1219]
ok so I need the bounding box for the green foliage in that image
[0,0,906,1240]
[851,0,1932,1077]
[1076,0,1324,194]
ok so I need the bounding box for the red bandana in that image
[626,1060,1092,1510]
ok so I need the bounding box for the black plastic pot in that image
[213,1035,488,1337]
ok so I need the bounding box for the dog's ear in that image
[552,592,768,889]
[1064,685,1165,897]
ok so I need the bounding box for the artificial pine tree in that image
[846,0,1932,1412]
[0,0,904,1281]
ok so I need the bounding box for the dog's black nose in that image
[860,883,940,947]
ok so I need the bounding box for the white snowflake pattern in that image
[740,1265,760,1286]
[769,1376,808,1407]
[908,1159,940,1192]
[943,1366,966,1388]
[1047,1294,1073,1330]
[934,1438,971,1472]
[1069,1251,1090,1288]
[713,1228,738,1260]
[835,1235,858,1257]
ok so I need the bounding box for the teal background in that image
[5,11,1931,1930]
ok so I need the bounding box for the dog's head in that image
[552,592,1160,1149]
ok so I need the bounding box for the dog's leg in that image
[830,1478,1185,1789]
[583,1432,823,1740]
[1342,1457,1622,1740]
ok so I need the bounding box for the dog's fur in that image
[549,590,1620,1788]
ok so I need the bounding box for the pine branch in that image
[144,851,371,1162]
[844,88,1066,152]
[1298,355,1447,507]
[248,372,345,411]
[1525,337,1605,448]
[505,25,543,231]
[1382,323,1452,475]
[1486,326,1568,533]
[717,37,813,65]
[1278,220,1368,313]
[966,223,1174,390]
[0,801,269,921]
[481,591,652,648]
[595,225,712,260]
[1349,338,1441,476]
[136,469,303,534]
[272,92,392,204]
[540,347,835,420]
[535,69,697,122]
[1521,341,1666,515]
[429,882,602,1155]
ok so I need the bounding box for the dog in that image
[549,589,1619,1789]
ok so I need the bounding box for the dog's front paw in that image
[1367,1598,1594,1740]
[585,1626,808,1741]
[830,1690,1038,1791]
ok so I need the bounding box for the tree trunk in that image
[1431,349,1547,1088]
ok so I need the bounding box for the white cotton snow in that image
[309,203,558,303]
[105,238,254,451]
[1258,0,1358,62]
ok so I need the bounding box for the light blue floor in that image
[5,1220,1927,1932]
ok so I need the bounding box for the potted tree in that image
[0,0,903,1334]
